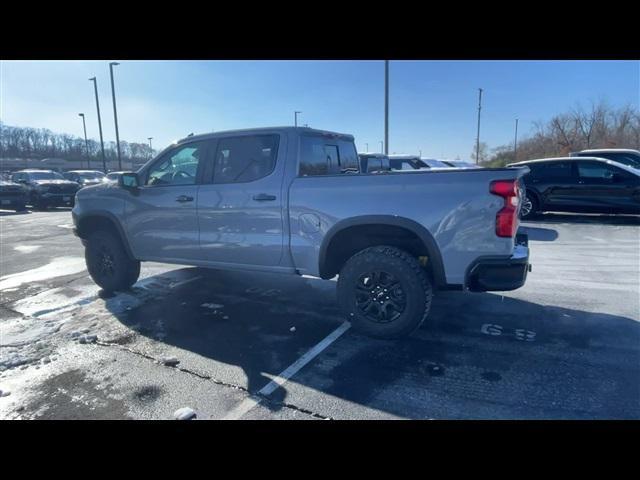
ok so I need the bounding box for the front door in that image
[124,140,208,262]
[197,133,285,267]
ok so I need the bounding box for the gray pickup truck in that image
[72,127,530,338]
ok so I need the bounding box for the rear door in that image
[530,161,578,209]
[575,161,640,212]
[124,140,208,261]
[197,133,285,266]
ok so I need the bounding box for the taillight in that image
[490,179,519,238]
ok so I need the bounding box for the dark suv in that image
[11,170,80,209]
[508,157,640,218]
[570,149,640,170]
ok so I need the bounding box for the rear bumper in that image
[466,233,531,292]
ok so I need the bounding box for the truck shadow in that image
[106,267,640,419]
[518,226,558,241]
[525,212,640,226]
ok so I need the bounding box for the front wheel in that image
[337,246,433,339]
[85,230,140,292]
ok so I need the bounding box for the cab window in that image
[146,142,206,186]
[299,136,359,176]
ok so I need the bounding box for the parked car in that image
[11,169,80,209]
[63,170,106,188]
[0,178,28,211]
[387,154,430,171]
[358,153,391,174]
[507,157,640,218]
[420,158,453,169]
[441,160,481,169]
[105,171,128,182]
[570,149,640,170]
[73,127,531,339]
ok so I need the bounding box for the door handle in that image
[176,195,194,203]
[253,193,276,201]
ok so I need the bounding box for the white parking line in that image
[222,321,352,420]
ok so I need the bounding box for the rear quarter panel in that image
[288,169,520,284]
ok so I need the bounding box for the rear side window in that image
[213,135,279,184]
[299,136,360,176]
[577,162,631,182]
[530,162,573,178]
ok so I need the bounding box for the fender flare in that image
[75,210,136,260]
[319,215,446,286]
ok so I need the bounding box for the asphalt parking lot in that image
[1,208,639,419]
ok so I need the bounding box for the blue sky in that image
[1,60,638,159]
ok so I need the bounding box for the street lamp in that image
[384,60,389,155]
[109,62,122,171]
[379,140,383,153]
[89,77,107,173]
[475,88,483,165]
[78,113,89,169]
[365,143,369,152]
[294,111,301,127]
[514,118,519,162]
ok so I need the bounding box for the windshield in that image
[29,171,64,180]
[389,159,423,170]
[422,159,450,168]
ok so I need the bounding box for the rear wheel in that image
[85,230,140,292]
[337,245,432,339]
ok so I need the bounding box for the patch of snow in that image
[289,326,296,332]
[161,356,180,367]
[13,245,42,254]
[173,407,196,420]
[11,283,98,318]
[0,257,87,290]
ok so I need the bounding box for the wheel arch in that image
[75,212,136,260]
[318,215,446,287]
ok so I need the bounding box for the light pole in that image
[89,77,107,173]
[78,113,89,169]
[384,60,389,155]
[379,140,383,153]
[109,62,122,171]
[365,143,369,152]
[475,88,483,165]
[514,118,519,162]
[419,149,422,157]
[294,111,301,127]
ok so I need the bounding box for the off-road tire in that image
[85,229,140,292]
[337,245,433,339]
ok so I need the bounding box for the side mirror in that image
[118,172,140,189]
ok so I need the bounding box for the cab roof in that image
[175,126,354,146]
[573,148,640,155]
